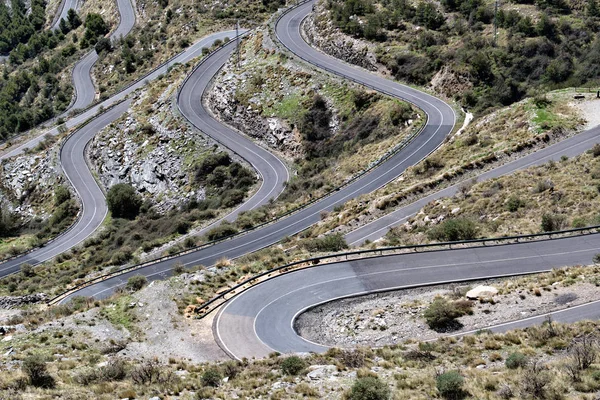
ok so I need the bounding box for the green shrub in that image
[20,263,34,277]
[303,233,348,252]
[423,297,469,331]
[201,367,222,387]
[436,371,465,399]
[54,185,71,206]
[506,196,525,212]
[541,213,566,232]
[126,275,147,292]
[106,184,142,219]
[280,356,306,375]
[206,224,238,241]
[348,376,391,400]
[428,218,477,242]
[505,352,528,369]
[22,354,55,388]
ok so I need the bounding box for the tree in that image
[0,206,13,237]
[67,9,82,29]
[59,18,70,34]
[348,376,391,400]
[106,183,142,219]
[95,37,112,53]
[54,185,71,206]
[83,13,108,45]
[436,371,465,400]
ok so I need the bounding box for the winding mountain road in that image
[212,2,600,359]
[65,0,136,112]
[8,0,600,359]
[0,30,245,273]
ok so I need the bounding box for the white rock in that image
[307,365,338,380]
[466,285,498,300]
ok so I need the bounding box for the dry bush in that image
[130,358,175,386]
[564,334,598,382]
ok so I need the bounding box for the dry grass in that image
[314,93,585,239]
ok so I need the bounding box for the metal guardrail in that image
[192,224,600,318]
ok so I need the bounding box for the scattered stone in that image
[466,286,498,300]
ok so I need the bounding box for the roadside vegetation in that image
[383,142,600,246]
[321,0,600,112]
[0,268,599,399]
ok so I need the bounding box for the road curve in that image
[216,232,600,359]
[0,31,237,272]
[58,1,456,302]
[51,0,79,31]
[0,101,130,276]
[67,0,136,112]
[177,40,289,228]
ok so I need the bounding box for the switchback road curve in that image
[0,31,239,273]
[66,0,136,112]
[57,0,599,358]
[58,1,456,300]
[213,1,600,358]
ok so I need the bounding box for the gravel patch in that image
[571,97,600,130]
[296,276,600,348]
[116,280,227,363]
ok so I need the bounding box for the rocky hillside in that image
[208,28,421,211]
[0,265,598,399]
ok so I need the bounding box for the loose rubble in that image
[296,274,600,348]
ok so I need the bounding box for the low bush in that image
[505,352,528,369]
[423,296,471,331]
[201,367,222,387]
[126,275,147,292]
[436,371,465,399]
[106,184,142,219]
[280,356,306,375]
[348,376,391,400]
[302,233,348,252]
[428,218,478,242]
[22,354,55,388]
[541,213,566,232]
[206,224,238,241]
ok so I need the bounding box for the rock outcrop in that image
[0,293,47,309]
[302,2,377,71]
[466,285,498,300]
[88,84,210,212]
[0,144,63,218]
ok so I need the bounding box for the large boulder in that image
[466,285,498,300]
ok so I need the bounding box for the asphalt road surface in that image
[51,0,79,31]
[346,123,600,246]
[216,232,600,359]
[19,0,600,357]
[66,0,136,112]
[176,40,289,229]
